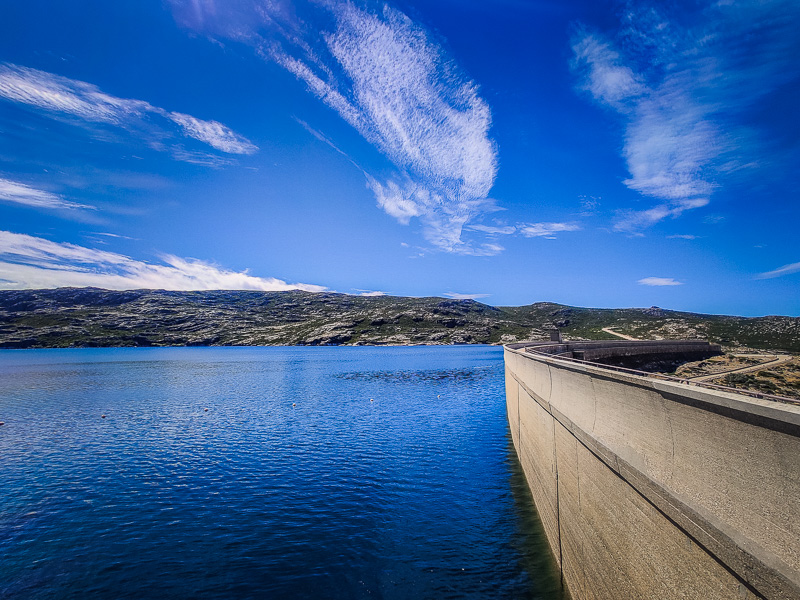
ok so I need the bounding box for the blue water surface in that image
[0,346,565,599]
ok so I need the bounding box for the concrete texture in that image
[521,339,722,362]
[505,343,800,600]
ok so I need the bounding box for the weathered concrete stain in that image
[505,342,800,600]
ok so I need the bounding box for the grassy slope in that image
[0,288,798,352]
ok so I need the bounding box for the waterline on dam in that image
[505,342,800,600]
[0,345,566,599]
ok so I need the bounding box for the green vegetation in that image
[1,288,798,352]
[720,359,800,399]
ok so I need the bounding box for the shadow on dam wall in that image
[504,342,800,600]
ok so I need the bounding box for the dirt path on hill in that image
[601,327,638,340]
[689,354,793,382]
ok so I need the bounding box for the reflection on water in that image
[336,366,494,383]
[507,438,568,599]
[0,345,567,599]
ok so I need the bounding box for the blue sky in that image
[0,0,798,316]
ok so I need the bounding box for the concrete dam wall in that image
[504,342,800,600]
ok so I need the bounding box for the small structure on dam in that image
[505,339,800,600]
[525,338,723,371]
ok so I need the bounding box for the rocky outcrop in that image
[0,288,798,352]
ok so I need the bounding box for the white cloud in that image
[573,34,716,231]
[90,232,135,239]
[517,222,581,239]
[365,175,423,225]
[614,204,674,232]
[468,224,517,235]
[365,175,505,255]
[444,292,490,300]
[0,63,149,123]
[324,5,495,194]
[466,221,582,241]
[168,148,234,168]
[638,277,683,286]
[0,231,324,292]
[572,1,800,231]
[170,1,498,253]
[461,243,505,257]
[621,100,718,202]
[667,234,698,240]
[572,34,645,109]
[352,289,386,297]
[300,4,497,252]
[755,262,800,280]
[578,195,600,216]
[168,112,257,154]
[0,178,94,210]
[0,63,257,157]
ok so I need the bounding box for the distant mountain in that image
[0,288,798,352]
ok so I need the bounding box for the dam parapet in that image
[519,338,721,369]
[505,341,800,600]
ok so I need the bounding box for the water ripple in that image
[0,346,565,599]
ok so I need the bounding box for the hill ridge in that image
[0,288,798,351]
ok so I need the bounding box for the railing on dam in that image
[507,340,799,407]
[504,342,800,600]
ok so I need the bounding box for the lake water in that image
[0,346,565,599]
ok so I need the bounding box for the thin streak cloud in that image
[638,277,683,286]
[0,231,324,292]
[444,292,490,300]
[0,63,257,158]
[169,112,258,154]
[0,178,94,211]
[468,224,517,236]
[467,221,581,241]
[755,262,800,280]
[517,222,581,239]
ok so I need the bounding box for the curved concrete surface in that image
[505,343,800,600]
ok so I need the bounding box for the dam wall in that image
[504,343,800,600]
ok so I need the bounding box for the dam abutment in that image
[504,342,800,600]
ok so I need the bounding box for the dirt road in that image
[690,354,793,382]
[601,327,638,340]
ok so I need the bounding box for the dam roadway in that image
[504,341,800,600]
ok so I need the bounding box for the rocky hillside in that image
[0,288,798,352]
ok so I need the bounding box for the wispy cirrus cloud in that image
[0,231,324,291]
[444,292,489,300]
[638,277,683,286]
[467,221,581,240]
[294,117,358,165]
[468,224,517,236]
[0,63,257,160]
[755,262,800,280]
[517,222,581,239]
[572,0,800,232]
[0,178,94,211]
[169,0,498,254]
[168,112,257,154]
[89,232,135,240]
[352,289,386,297]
